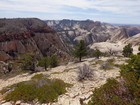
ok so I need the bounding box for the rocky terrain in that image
[0,18,139,62]
[46,19,140,54]
[121,26,140,37]
[0,18,69,61]
[123,33,140,45]
[46,20,138,46]
[0,57,123,105]
[0,18,139,105]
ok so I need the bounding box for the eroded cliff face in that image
[123,33,140,46]
[0,18,68,61]
[46,20,129,47]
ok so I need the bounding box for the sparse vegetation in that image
[38,56,49,70]
[73,40,87,62]
[0,61,27,79]
[95,60,104,65]
[121,54,140,78]
[77,63,94,81]
[31,73,44,80]
[49,55,58,68]
[100,58,115,70]
[122,43,133,57]
[92,49,102,59]
[88,54,140,105]
[88,78,122,105]
[108,48,117,56]
[2,74,70,103]
[20,53,36,72]
[100,61,112,70]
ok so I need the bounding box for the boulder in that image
[1,102,12,105]
[15,100,21,105]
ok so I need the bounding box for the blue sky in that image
[0,0,140,24]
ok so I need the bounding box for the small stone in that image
[1,102,12,105]
[83,98,92,104]
[15,100,21,105]
[85,93,92,99]
[42,104,48,105]
[70,99,80,105]
[21,103,31,105]
[80,96,86,100]
[1,100,6,104]
[69,92,79,98]
[10,101,14,104]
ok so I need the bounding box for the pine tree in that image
[122,43,133,57]
[38,57,49,70]
[49,55,58,68]
[21,53,36,72]
[73,40,87,62]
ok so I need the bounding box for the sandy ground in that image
[0,57,124,105]
[90,42,139,54]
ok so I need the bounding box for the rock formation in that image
[46,19,130,46]
[123,33,140,45]
[0,18,68,61]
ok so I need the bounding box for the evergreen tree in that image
[21,53,36,72]
[122,43,133,57]
[49,55,58,68]
[73,40,87,62]
[38,57,49,70]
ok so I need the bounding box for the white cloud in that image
[0,0,140,23]
[0,0,140,15]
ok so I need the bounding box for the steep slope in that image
[109,27,129,42]
[122,26,140,37]
[46,20,129,47]
[123,33,140,45]
[0,18,68,61]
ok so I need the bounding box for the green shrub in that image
[107,58,115,64]
[37,84,58,103]
[88,78,130,105]
[92,49,102,59]
[38,55,59,69]
[51,79,67,95]
[2,74,70,103]
[38,57,49,70]
[121,55,140,78]
[49,55,58,68]
[5,82,37,102]
[20,53,36,72]
[89,55,140,105]
[95,60,103,65]
[31,73,44,80]
[114,64,121,68]
[122,43,133,57]
[100,58,115,70]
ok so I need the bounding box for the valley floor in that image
[0,57,125,105]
